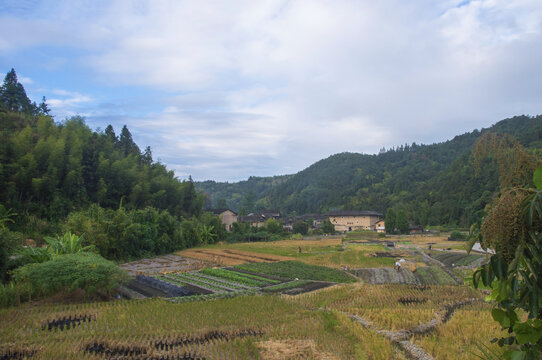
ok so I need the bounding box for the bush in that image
[292,220,309,235]
[13,252,127,299]
[449,230,466,240]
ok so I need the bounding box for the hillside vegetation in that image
[197,115,542,226]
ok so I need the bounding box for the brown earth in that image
[120,254,206,275]
[177,248,293,266]
[258,339,338,360]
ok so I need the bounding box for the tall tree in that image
[0,69,35,114]
[385,209,396,234]
[396,210,409,234]
[118,125,139,157]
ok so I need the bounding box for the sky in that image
[1,0,541,182]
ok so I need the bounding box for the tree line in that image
[198,115,542,228]
[0,69,227,285]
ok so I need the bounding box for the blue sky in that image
[1,0,541,182]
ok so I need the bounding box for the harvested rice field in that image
[120,254,206,275]
[176,248,293,266]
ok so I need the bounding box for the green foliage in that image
[235,261,356,283]
[0,205,16,230]
[470,166,542,359]
[0,108,202,228]
[396,210,409,234]
[385,209,396,234]
[292,220,309,235]
[321,219,335,234]
[44,231,94,255]
[65,205,198,260]
[13,252,127,299]
[449,230,466,240]
[265,218,283,234]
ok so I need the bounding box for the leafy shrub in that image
[292,220,309,235]
[13,252,127,299]
[449,230,466,240]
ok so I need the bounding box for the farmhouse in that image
[208,209,238,231]
[375,219,386,233]
[238,210,281,228]
[326,211,383,232]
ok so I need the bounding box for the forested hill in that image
[197,115,542,227]
[0,69,202,226]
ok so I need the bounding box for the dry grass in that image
[177,248,294,265]
[258,339,338,360]
[412,304,506,360]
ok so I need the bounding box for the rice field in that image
[0,294,402,359]
[0,282,504,359]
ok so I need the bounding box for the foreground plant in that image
[468,166,542,359]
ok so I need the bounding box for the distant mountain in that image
[196,115,542,226]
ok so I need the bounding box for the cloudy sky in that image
[1,0,541,181]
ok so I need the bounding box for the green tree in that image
[265,218,282,234]
[0,69,35,114]
[292,220,309,235]
[396,210,409,234]
[385,209,396,234]
[322,219,335,234]
[118,125,140,157]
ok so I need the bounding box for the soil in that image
[125,279,170,298]
[120,254,206,276]
[258,339,338,360]
[177,248,292,266]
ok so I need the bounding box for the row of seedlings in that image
[165,268,282,302]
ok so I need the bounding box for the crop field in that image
[429,251,487,268]
[0,282,503,359]
[176,248,293,266]
[122,261,348,302]
[291,283,505,359]
[0,294,405,359]
[179,237,419,270]
[120,254,206,276]
[234,261,357,283]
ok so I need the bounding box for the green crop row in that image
[199,268,278,287]
[235,261,356,283]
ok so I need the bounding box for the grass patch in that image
[235,261,356,283]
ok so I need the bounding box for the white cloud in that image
[1,0,541,180]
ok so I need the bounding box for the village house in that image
[238,210,281,228]
[208,209,238,231]
[325,211,383,232]
[375,219,386,233]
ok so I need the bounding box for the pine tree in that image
[0,68,35,114]
[118,125,140,156]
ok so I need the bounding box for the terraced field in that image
[429,251,487,268]
[123,261,347,301]
[176,248,293,266]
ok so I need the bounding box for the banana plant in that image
[44,232,95,255]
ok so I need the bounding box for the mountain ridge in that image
[196,115,542,226]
